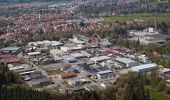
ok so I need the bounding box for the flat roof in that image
[63,56,77,62]
[97,70,113,75]
[69,37,85,44]
[131,63,157,71]
[0,54,16,58]
[30,78,52,85]
[90,56,110,62]
[1,46,21,51]
[20,70,36,75]
[27,52,41,56]
[9,66,24,70]
[100,39,112,46]
[71,53,86,58]
[115,57,136,64]
[60,46,70,52]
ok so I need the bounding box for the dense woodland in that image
[79,1,170,17]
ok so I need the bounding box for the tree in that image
[165,60,170,68]
[157,82,166,92]
[80,20,85,27]
[165,87,170,95]
[159,59,166,67]
[149,72,160,88]
[123,73,150,100]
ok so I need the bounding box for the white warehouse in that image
[97,70,114,79]
[115,57,138,68]
[131,63,158,73]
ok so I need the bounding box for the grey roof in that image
[71,53,87,58]
[100,39,112,46]
[97,70,113,75]
[14,67,36,73]
[1,46,21,51]
[28,73,44,79]
[131,63,157,72]
[64,67,80,73]
[115,57,136,64]
[30,78,52,85]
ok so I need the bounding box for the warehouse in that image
[28,40,63,47]
[68,79,91,86]
[71,53,87,59]
[90,56,111,63]
[0,46,22,54]
[27,52,41,56]
[29,78,53,87]
[131,63,158,72]
[97,70,114,79]
[78,64,98,74]
[69,37,85,44]
[63,56,77,63]
[50,49,65,56]
[115,57,138,68]
[60,46,70,52]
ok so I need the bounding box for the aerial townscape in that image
[0,0,170,100]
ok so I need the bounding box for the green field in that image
[146,86,170,100]
[46,69,63,76]
[102,13,170,23]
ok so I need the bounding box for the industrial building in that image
[69,37,85,44]
[28,40,63,47]
[131,63,158,72]
[96,70,114,79]
[90,56,110,63]
[128,28,166,45]
[63,56,77,63]
[78,64,98,74]
[29,78,53,87]
[115,57,138,68]
[0,46,22,54]
[71,53,87,59]
[27,52,41,56]
[67,79,91,86]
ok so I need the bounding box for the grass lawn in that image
[46,69,63,76]
[146,86,170,100]
[102,13,170,23]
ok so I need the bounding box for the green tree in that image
[149,72,160,88]
[159,59,166,67]
[123,73,150,100]
[165,60,170,68]
[157,82,166,92]
[165,87,170,95]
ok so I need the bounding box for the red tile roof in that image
[61,72,76,79]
